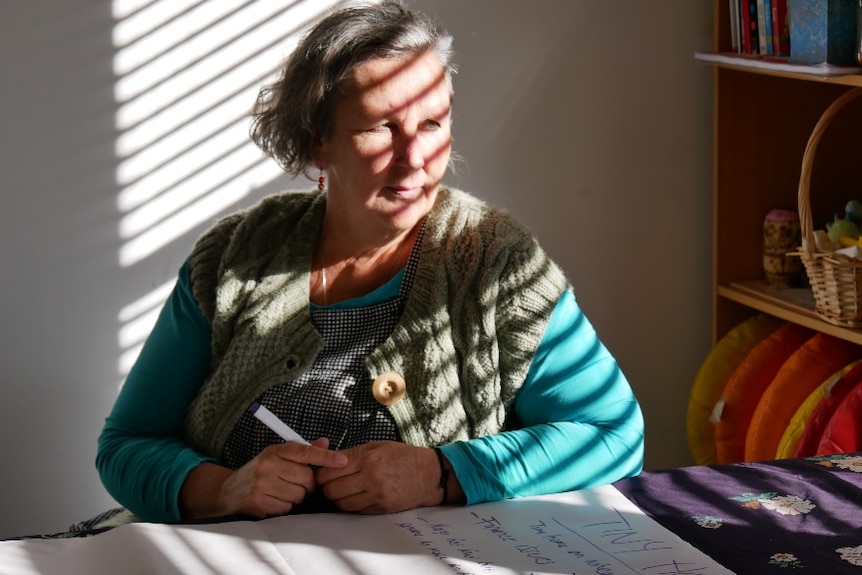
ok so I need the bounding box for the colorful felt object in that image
[789,360,862,458]
[713,322,815,464]
[777,360,862,458]
[775,379,826,460]
[686,314,783,465]
[745,333,862,462]
[817,380,862,455]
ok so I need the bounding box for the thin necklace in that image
[319,237,408,307]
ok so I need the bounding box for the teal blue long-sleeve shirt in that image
[97,260,644,523]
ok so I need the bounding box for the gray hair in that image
[250,0,457,177]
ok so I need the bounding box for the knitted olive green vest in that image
[183,187,568,458]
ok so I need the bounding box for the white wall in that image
[0,0,713,538]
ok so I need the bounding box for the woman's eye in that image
[369,123,395,133]
[420,119,441,131]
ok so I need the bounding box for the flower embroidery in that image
[692,515,722,529]
[769,553,802,568]
[807,453,862,471]
[836,545,862,566]
[729,492,816,515]
[759,495,816,516]
[834,455,862,473]
[729,492,777,510]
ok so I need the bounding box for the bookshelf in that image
[710,1,862,346]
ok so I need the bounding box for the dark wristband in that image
[433,447,450,505]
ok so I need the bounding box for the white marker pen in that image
[248,402,310,445]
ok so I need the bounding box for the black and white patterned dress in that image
[222,226,424,470]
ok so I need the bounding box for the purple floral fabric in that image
[614,453,862,573]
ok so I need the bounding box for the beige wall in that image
[0,0,713,538]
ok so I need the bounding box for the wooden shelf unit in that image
[711,1,862,345]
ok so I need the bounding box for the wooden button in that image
[371,372,406,406]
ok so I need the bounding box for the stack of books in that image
[701,0,862,76]
[729,0,790,57]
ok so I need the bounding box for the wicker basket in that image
[797,87,862,328]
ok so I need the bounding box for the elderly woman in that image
[96,0,644,523]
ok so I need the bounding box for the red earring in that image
[318,170,325,191]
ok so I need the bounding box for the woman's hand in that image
[180,438,348,520]
[314,441,448,514]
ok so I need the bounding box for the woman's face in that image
[316,51,452,235]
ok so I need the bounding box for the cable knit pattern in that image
[184,187,568,458]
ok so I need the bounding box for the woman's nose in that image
[397,133,425,169]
